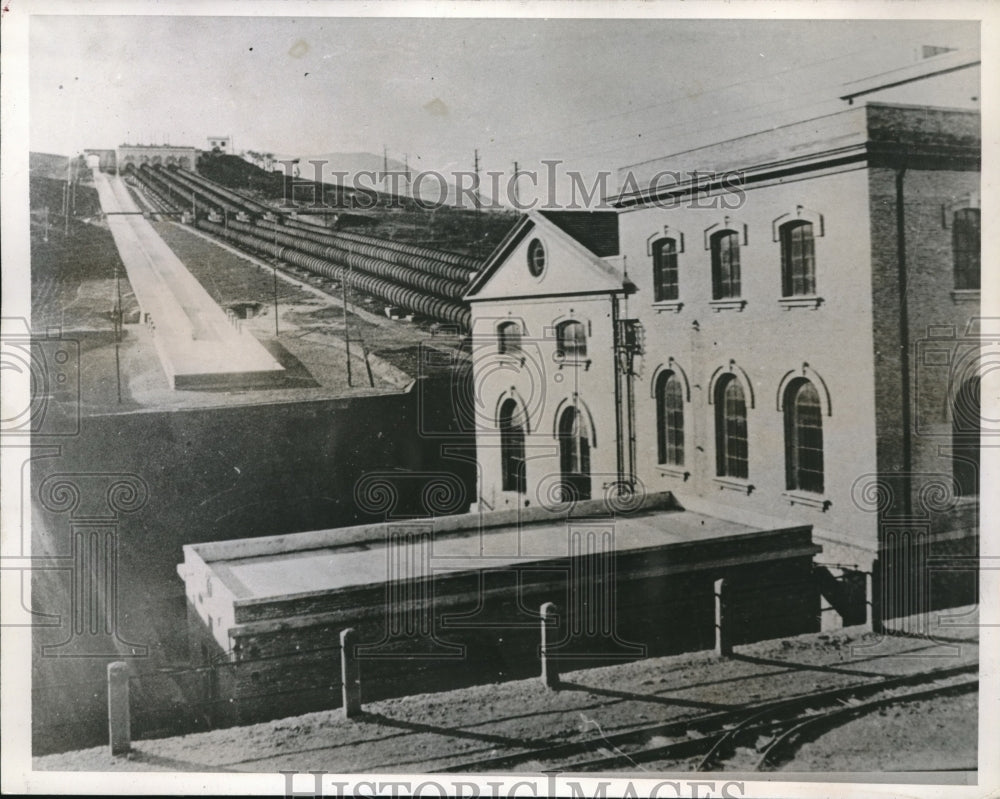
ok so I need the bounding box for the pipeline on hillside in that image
[174,167,275,216]
[278,216,482,273]
[256,219,478,285]
[155,166,250,218]
[136,164,238,216]
[198,219,471,329]
[227,219,466,299]
[123,172,180,213]
[128,164,197,210]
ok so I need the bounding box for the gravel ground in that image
[778,690,978,773]
[34,609,979,774]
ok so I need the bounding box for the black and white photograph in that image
[1,2,996,796]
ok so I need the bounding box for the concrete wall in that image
[31,377,475,752]
[185,530,820,727]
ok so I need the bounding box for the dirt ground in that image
[33,609,979,775]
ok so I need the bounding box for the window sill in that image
[656,465,690,481]
[709,299,747,312]
[714,477,755,495]
[652,300,684,313]
[951,289,980,303]
[779,296,824,310]
[782,491,832,511]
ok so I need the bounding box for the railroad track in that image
[435,664,977,774]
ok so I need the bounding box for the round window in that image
[527,238,546,277]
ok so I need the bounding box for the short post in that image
[714,578,732,657]
[340,628,362,719]
[107,661,131,756]
[866,570,883,635]
[540,602,560,689]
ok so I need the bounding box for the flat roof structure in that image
[613,102,980,207]
[93,170,285,389]
[179,493,821,652]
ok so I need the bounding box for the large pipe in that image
[157,166,248,217]
[257,219,478,284]
[131,164,197,209]
[227,220,467,299]
[175,167,274,216]
[123,170,180,213]
[198,219,470,328]
[279,217,482,272]
[138,164,233,215]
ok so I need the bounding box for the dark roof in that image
[537,210,620,257]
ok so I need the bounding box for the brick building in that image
[176,100,979,719]
[466,102,980,595]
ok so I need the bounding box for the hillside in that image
[29,151,71,179]
[273,150,407,178]
[199,153,520,257]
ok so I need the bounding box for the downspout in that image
[612,291,625,488]
[895,157,913,518]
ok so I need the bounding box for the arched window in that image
[952,375,980,497]
[499,399,526,494]
[656,371,684,466]
[653,238,679,302]
[784,379,824,493]
[497,321,522,355]
[715,375,748,478]
[953,209,980,290]
[780,221,816,297]
[556,320,587,360]
[558,405,591,501]
[711,230,741,300]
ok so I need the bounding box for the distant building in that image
[116,144,198,173]
[465,102,980,599]
[207,135,232,153]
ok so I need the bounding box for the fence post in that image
[866,569,883,635]
[540,602,560,689]
[107,661,131,756]
[340,628,362,719]
[714,578,732,657]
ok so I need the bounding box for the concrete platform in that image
[213,505,769,601]
[92,171,284,389]
[179,493,821,650]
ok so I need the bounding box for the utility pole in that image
[63,158,70,235]
[512,160,520,208]
[383,145,389,195]
[474,148,483,258]
[272,225,280,336]
[114,260,123,403]
[342,265,353,387]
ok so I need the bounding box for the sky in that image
[28,15,979,202]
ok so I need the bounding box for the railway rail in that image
[434,664,977,774]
